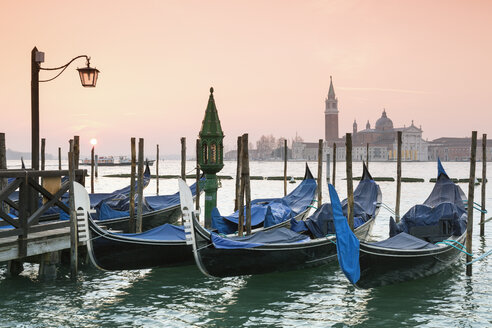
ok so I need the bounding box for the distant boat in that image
[80,156,155,166]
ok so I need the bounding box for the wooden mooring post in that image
[396,131,402,222]
[95,155,98,178]
[156,144,160,195]
[366,143,369,169]
[58,147,61,170]
[284,139,287,197]
[41,138,45,171]
[181,137,186,181]
[73,136,79,170]
[129,137,136,233]
[326,152,330,184]
[466,131,477,276]
[136,138,144,233]
[90,146,95,194]
[0,133,6,213]
[68,140,78,279]
[332,143,337,187]
[346,133,354,231]
[234,136,242,212]
[195,139,200,214]
[317,139,323,205]
[242,134,252,235]
[480,134,487,236]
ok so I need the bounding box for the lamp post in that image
[31,46,99,170]
[198,87,224,228]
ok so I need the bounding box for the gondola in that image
[211,164,318,234]
[80,166,318,271]
[185,164,381,278]
[333,160,468,288]
[75,181,194,271]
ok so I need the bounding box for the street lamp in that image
[31,46,100,170]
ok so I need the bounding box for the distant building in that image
[349,110,428,161]
[428,137,492,161]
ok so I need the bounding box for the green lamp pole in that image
[198,87,224,228]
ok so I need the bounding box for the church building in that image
[292,77,429,161]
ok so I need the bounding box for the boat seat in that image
[408,217,454,243]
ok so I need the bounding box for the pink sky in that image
[1,0,491,157]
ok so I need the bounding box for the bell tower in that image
[325,76,339,141]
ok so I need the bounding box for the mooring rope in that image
[376,202,400,219]
[435,240,473,257]
[466,249,492,265]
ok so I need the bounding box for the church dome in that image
[375,109,393,131]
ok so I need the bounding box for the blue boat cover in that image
[370,232,438,250]
[91,180,199,221]
[329,184,360,284]
[212,166,317,234]
[298,164,379,237]
[115,223,186,241]
[211,227,310,249]
[390,160,467,237]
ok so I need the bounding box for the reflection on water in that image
[0,161,491,327]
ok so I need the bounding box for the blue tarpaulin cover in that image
[329,184,360,284]
[370,232,438,250]
[212,165,317,234]
[91,178,199,221]
[115,223,186,241]
[211,227,310,249]
[298,164,379,237]
[390,159,467,237]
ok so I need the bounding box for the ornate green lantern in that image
[198,87,224,227]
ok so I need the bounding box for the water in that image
[1,160,491,327]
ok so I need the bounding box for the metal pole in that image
[31,47,40,171]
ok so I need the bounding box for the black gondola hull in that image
[88,219,192,271]
[356,233,466,288]
[195,217,375,278]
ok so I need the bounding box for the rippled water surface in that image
[0,160,491,327]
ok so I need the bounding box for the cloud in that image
[338,87,432,95]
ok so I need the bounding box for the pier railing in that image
[0,169,85,257]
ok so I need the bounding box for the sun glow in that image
[90,138,98,146]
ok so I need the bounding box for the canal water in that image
[0,160,490,327]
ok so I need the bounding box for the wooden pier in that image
[0,169,86,278]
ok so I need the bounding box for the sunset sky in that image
[1,0,491,158]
